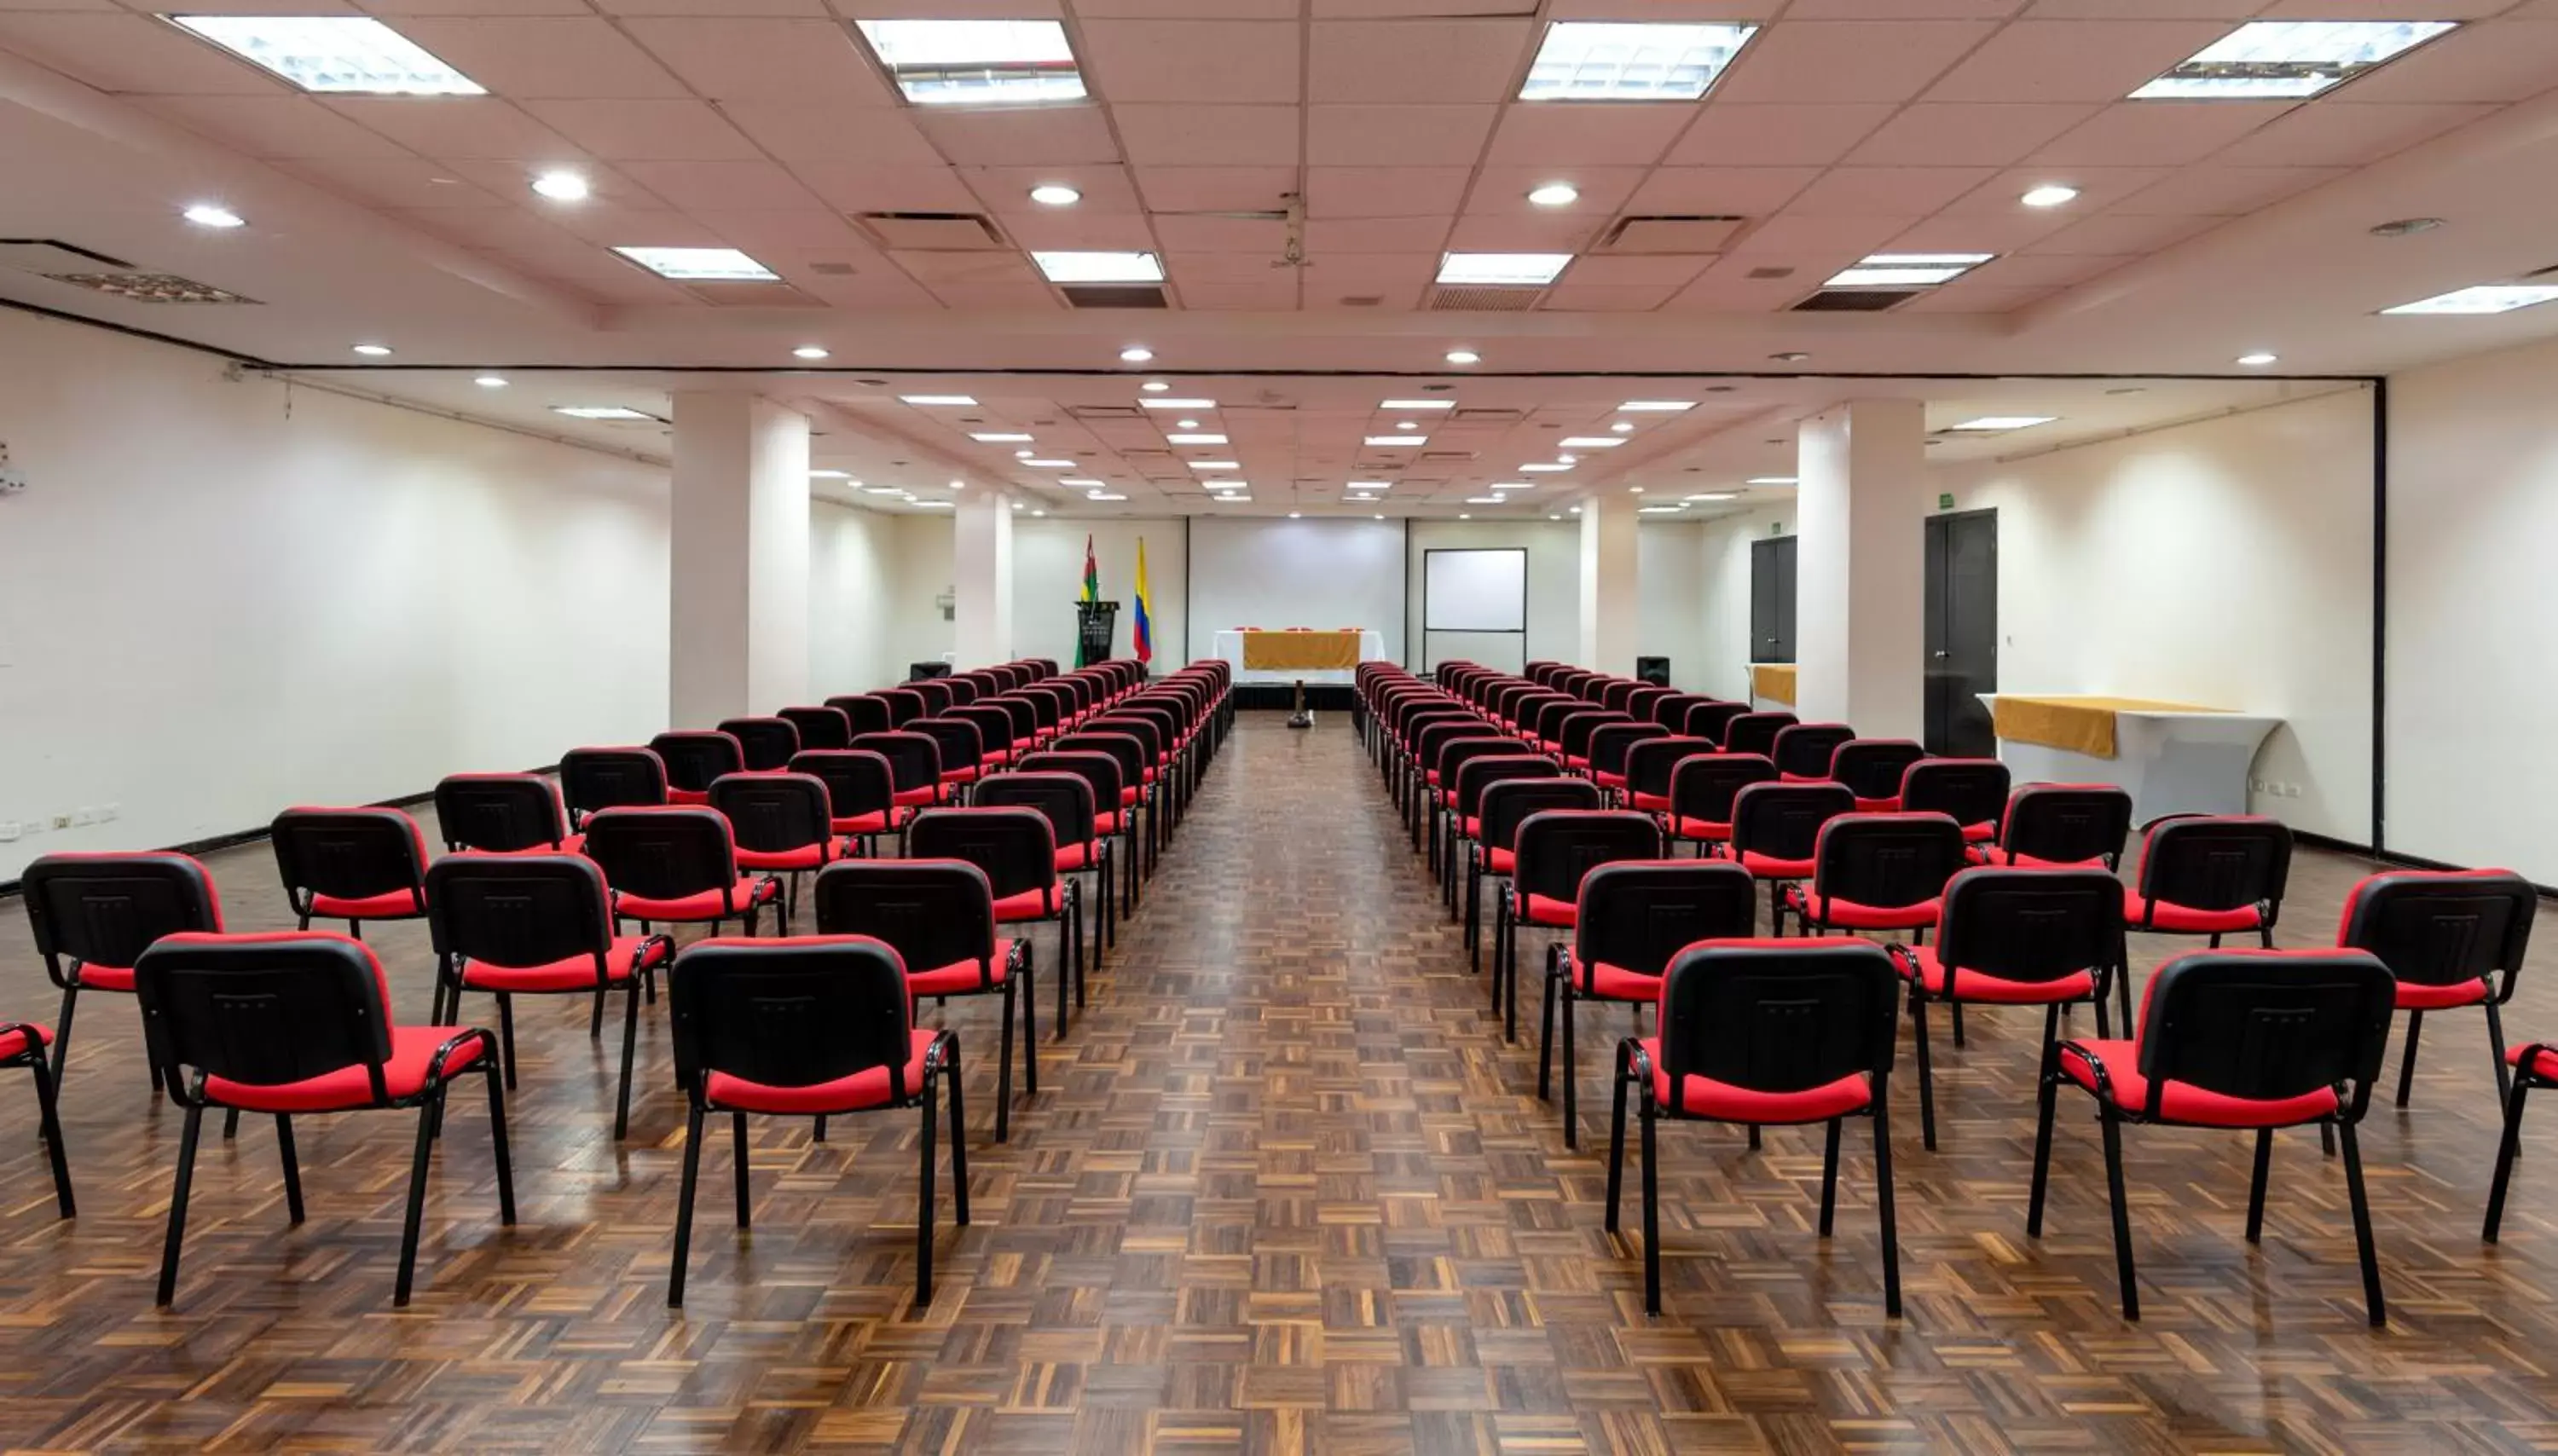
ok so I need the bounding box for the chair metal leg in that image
[1560,977,1579,1150]
[2245,1128,2272,1243]
[1818,1117,1841,1237]
[590,987,606,1039]
[276,1113,305,1224]
[393,1091,442,1306]
[1873,1090,1902,1318]
[1466,858,1482,969]
[1912,997,1938,1152]
[732,1111,752,1229]
[497,993,518,1089]
[1537,962,1558,1102]
[49,984,78,1086]
[2395,1009,2423,1108]
[2099,1106,2138,1320]
[486,1061,517,1226]
[1951,1002,1966,1049]
[29,1057,72,1218]
[2486,1077,2531,1242]
[155,1103,205,1305]
[1606,1047,1629,1234]
[2488,998,2513,1107]
[1640,1087,1661,1315]
[917,1075,938,1307]
[2027,1034,2060,1238]
[669,1104,703,1306]
[996,979,1016,1144]
[616,982,641,1140]
[2338,1119,2385,1326]
[223,1106,240,1139]
[946,1043,970,1227]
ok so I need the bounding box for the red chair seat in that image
[2059,1040,2339,1127]
[1561,952,1658,1002]
[0,1023,51,1060]
[1120,786,1143,807]
[69,964,136,992]
[2397,978,2490,1011]
[207,1025,488,1113]
[1484,847,1515,875]
[705,1029,935,1113]
[1564,755,1590,771]
[735,841,847,871]
[1673,817,1732,841]
[2125,889,2262,933]
[981,749,1012,767]
[616,879,778,922]
[1738,851,1815,879]
[1595,771,1627,790]
[1521,893,1576,927]
[891,786,940,808]
[1853,796,1901,813]
[1973,846,2106,869]
[992,885,1067,921]
[310,889,424,920]
[1784,887,1942,931]
[668,788,711,806]
[1056,842,1103,871]
[906,944,1018,997]
[2508,1043,2558,1083]
[1425,769,1441,786]
[483,835,586,857]
[1095,811,1124,834]
[832,809,907,835]
[1899,945,2095,1005]
[1960,821,1997,843]
[1631,792,1671,813]
[1641,1037,1872,1123]
[461,935,669,993]
[1780,771,1831,784]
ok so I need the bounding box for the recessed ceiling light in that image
[1142,380,1169,392]
[1638,505,1685,514]
[1458,513,1472,520]
[554,406,654,420]
[1769,351,1809,362]
[1548,513,1560,520]
[1189,460,1241,471]
[1015,449,1035,459]
[1120,345,1154,362]
[863,485,905,494]
[1947,415,2057,432]
[531,170,588,202]
[1445,349,1480,365]
[1033,509,1047,517]
[1060,477,1106,487]
[1520,462,1574,472]
[1686,492,1739,501]
[1022,458,1077,467]
[854,19,1085,106]
[809,470,852,479]
[1029,183,1081,206]
[1087,492,1126,501]
[1380,399,1453,410]
[947,479,965,489]
[1175,419,1200,430]
[1348,480,1390,488]
[1141,397,1214,410]
[1489,482,1531,491]
[2020,184,2079,209]
[901,394,979,406]
[1520,20,1757,101]
[1745,476,1797,486]
[1628,486,1644,494]
[792,344,830,360]
[2235,351,2279,367]
[351,343,391,356]
[473,374,506,389]
[2131,20,2455,101]
[1557,454,1577,465]
[972,431,1034,442]
[1437,252,1572,286]
[1166,433,1228,446]
[168,15,484,95]
[1288,511,1302,519]
[1618,400,1693,412]
[1364,436,1424,447]
[1033,251,1164,284]
[1611,421,1634,433]
[1527,182,1579,207]
[2381,284,2558,315]
[182,204,244,228]
[1397,421,1419,430]
[1558,436,1624,448]
[1374,513,1385,520]
[915,500,958,509]
[1010,500,1023,511]
[1568,506,1582,515]
[612,246,777,281]
[1826,252,1995,287]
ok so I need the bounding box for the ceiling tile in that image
[1306,104,1497,165]
[1664,103,1895,165]
[963,165,1143,214]
[1896,282,2053,311]
[893,250,1044,285]
[132,95,413,159]
[703,211,871,249]
[796,269,940,308]
[1922,20,2238,102]
[1726,211,1909,255]
[1073,0,1299,14]
[727,103,940,166]
[2254,0,2521,17]
[2017,0,2266,15]
[1784,0,2025,14]
[1664,253,1826,309]
[1132,165,1302,211]
[1559,253,1716,286]
[520,99,763,160]
[1113,103,1299,165]
[1306,166,1473,218]
[1444,212,1608,251]
[1932,165,2178,212]
[1178,277,1302,309]
[2211,101,2495,165]
[591,0,829,14]
[318,97,583,160]
[1843,103,2104,165]
[618,18,894,102]
[2028,100,2289,165]
[926,282,1065,309]
[993,210,1160,250]
[1462,165,1646,216]
[1880,209,2075,251]
[1078,20,1300,102]
[1782,165,1994,216]
[1307,18,1535,103]
[1483,102,1693,166]
[1164,251,1289,282]
[2331,19,2558,101]
[2023,210,2219,253]
[276,155,507,211]
[1539,281,1683,310]
[1303,216,1455,251]
[0,13,287,93]
[1151,214,1288,251]
[2108,163,2345,214]
[917,105,1126,165]
[1313,0,1538,14]
[393,18,688,98]
[788,162,982,213]
[361,0,597,13]
[1712,20,2003,105]
[1962,250,2142,286]
[1625,166,1822,215]
[1297,252,1433,306]
[618,159,828,212]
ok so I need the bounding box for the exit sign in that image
[1937,492,1956,510]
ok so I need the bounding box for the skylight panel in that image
[2129,20,2455,101]
[613,246,778,281]
[1826,253,1994,288]
[854,20,1085,106]
[1033,251,1164,284]
[2381,284,2558,315]
[168,16,484,95]
[1520,21,1757,102]
[1437,252,1573,286]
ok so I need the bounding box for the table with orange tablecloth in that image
[1981,693,2281,820]
[1213,628,1384,685]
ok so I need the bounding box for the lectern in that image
[1075,599,1119,669]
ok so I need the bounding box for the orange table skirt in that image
[1751,662,1797,706]
[1991,695,2226,759]
[1241,630,1363,671]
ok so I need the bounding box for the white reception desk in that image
[1980,694,2281,823]
[1212,628,1386,685]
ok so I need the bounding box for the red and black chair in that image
[717,717,802,773]
[0,1019,72,1217]
[1977,783,2131,870]
[908,678,955,716]
[1020,751,1137,920]
[651,731,745,806]
[1892,867,2124,1150]
[1610,938,1904,1316]
[854,731,948,812]
[558,746,668,827]
[1496,811,1662,1041]
[1556,709,1632,774]
[975,772,1111,976]
[1900,758,2010,846]
[1649,693,1707,732]
[664,937,966,1307]
[1683,700,1748,745]
[2336,869,2534,1107]
[778,705,854,752]
[1600,679,1642,713]
[791,748,906,856]
[1623,737,1714,818]
[1589,722,1670,803]
[953,703,1026,771]
[21,851,223,1087]
[815,860,1033,1141]
[826,694,894,738]
[1625,685,1675,725]
[909,807,1082,1038]
[135,932,512,1307]
[271,806,431,935]
[436,773,582,854]
[1781,812,1968,940]
[1056,731,1156,883]
[1724,781,1855,928]
[1718,709,1794,758]
[709,772,854,932]
[1664,754,1777,856]
[1828,741,1927,812]
[1468,777,1601,976]
[1539,858,1756,1147]
[877,687,930,726]
[582,806,782,937]
[1445,754,1557,918]
[2033,949,2395,1324]
[426,853,669,1138]
[2126,814,2292,950]
[1773,722,1855,783]
[1428,734,1531,878]
[912,717,989,798]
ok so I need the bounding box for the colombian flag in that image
[1132,537,1155,665]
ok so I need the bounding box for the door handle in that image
[1932,650,1948,660]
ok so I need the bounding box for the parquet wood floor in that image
[5,716,2558,1453]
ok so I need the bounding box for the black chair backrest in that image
[1667,754,1777,825]
[1651,693,1707,731]
[271,807,426,903]
[135,932,394,1099]
[853,731,943,794]
[709,772,835,853]
[954,704,1021,756]
[812,860,996,983]
[790,749,898,823]
[911,717,985,774]
[559,747,668,823]
[1728,782,1855,862]
[2138,815,2293,912]
[1590,722,1670,778]
[651,731,744,793]
[909,679,955,715]
[2134,950,2395,1118]
[907,807,1056,901]
[827,695,894,737]
[1018,752,1124,821]
[1935,867,2125,984]
[878,687,929,726]
[1414,718,1482,774]
[1684,700,1749,744]
[425,852,613,970]
[1532,697,1586,747]
[1089,714,1165,766]
[977,696,1039,746]
[943,676,981,707]
[1600,679,1641,713]
[582,806,739,900]
[1626,737,1716,801]
[1625,685,1674,723]
[718,717,802,772]
[975,771,1097,847]
[2003,784,2133,868]
[1900,758,2011,832]
[1453,754,1559,817]
[2337,870,2535,992]
[23,852,223,974]
[435,773,572,852]
[670,936,913,1101]
[1656,939,1899,1113]
[1559,709,1631,761]
[1773,722,1855,779]
[1055,731,1147,792]
[1512,810,1663,904]
[778,706,854,752]
[1829,740,1926,801]
[1479,778,1604,852]
[1575,860,1757,980]
[1809,812,1970,910]
[1437,735,1528,789]
[1720,710,1796,759]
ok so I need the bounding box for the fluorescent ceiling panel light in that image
[1364,436,1424,447]
[1746,476,1797,485]
[473,374,506,389]
[1141,397,1214,409]
[2131,20,2454,100]
[168,15,484,95]
[809,470,852,479]
[1464,496,1506,505]
[182,204,244,228]
[1826,252,1994,287]
[1379,400,1453,411]
[1189,460,1241,471]
[793,345,830,360]
[1618,400,1693,412]
[900,394,978,406]
[1436,252,1572,286]
[1166,433,1228,445]
[1021,458,1077,467]
[1520,462,1573,472]
[1685,491,1738,501]
[914,500,957,509]
[1947,415,2057,431]
[1033,250,1163,284]
[1347,480,1391,488]
[1638,505,1685,514]
[970,431,1033,442]
[854,19,1085,106]
[1611,422,1634,433]
[864,486,904,494]
[1119,345,1153,362]
[1490,482,1531,491]
[1202,479,1246,488]
[1086,492,1127,501]
[1445,350,1480,365]
[1520,21,1756,101]
[350,343,391,356]
[1557,436,1624,448]
[2381,284,2558,315]
[1142,380,1169,392]
[612,246,777,281]
[2235,351,2279,367]
[1058,477,1105,487]
[553,406,654,420]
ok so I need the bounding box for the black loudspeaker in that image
[908,661,952,680]
[1635,656,1671,686]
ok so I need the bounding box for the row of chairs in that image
[14,656,1235,1309]
[1357,657,2546,1325]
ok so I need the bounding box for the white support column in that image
[952,490,1014,670]
[1795,398,1926,737]
[669,392,810,726]
[1578,492,1641,672]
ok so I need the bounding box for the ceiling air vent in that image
[1417,450,1476,465]
[1067,404,1144,420]
[1339,294,1385,308]
[682,280,822,307]
[1597,216,1746,253]
[1747,265,1796,280]
[1451,407,1527,425]
[853,211,1008,251]
[1062,283,1166,309]
[808,261,858,276]
[1792,287,1920,312]
[46,272,258,304]
[1428,286,1541,311]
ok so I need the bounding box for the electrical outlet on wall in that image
[0,821,20,843]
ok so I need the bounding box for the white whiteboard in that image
[1189,517,1406,661]
[1424,547,1528,632]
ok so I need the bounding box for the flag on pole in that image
[1132,537,1155,665]
[1077,534,1100,667]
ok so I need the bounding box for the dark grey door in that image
[1749,535,1797,664]
[1924,509,1997,756]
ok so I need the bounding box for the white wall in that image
[880,512,956,672]
[0,307,669,881]
[808,500,898,696]
[1012,517,1187,670]
[1406,519,1574,673]
[1637,521,1704,690]
[1195,517,1408,662]
[1695,503,1791,702]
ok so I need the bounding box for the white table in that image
[1980,694,2283,823]
[1212,628,1386,685]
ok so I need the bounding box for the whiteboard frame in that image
[1419,546,1529,673]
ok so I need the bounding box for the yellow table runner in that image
[1991,695,2226,759]
[1241,630,1363,671]
[1751,662,1797,706]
